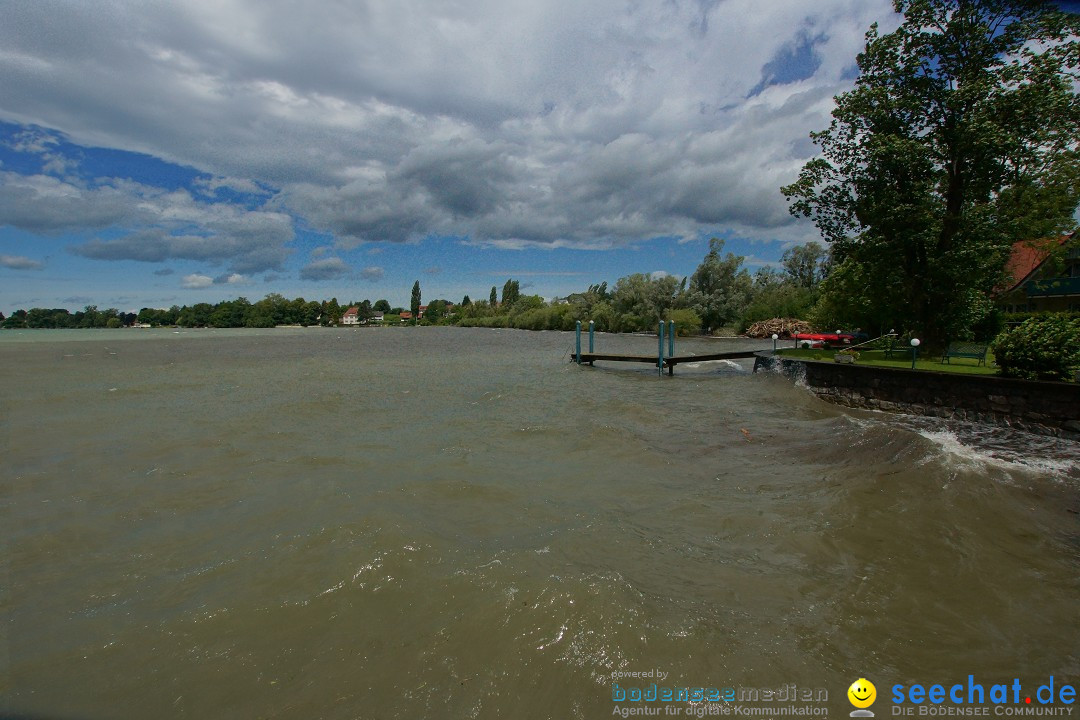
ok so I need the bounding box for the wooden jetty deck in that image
[571,350,760,375]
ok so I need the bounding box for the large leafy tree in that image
[424,299,448,322]
[782,0,1080,345]
[687,238,753,332]
[781,242,830,290]
[611,273,686,331]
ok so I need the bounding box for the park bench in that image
[881,335,911,359]
[941,341,988,366]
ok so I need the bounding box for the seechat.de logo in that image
[849,678,878,718]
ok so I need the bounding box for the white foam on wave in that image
[915,427,1079,480]
[837,412,1079,481]
[684,358,745,372]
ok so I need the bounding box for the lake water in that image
[2,327,1078,719]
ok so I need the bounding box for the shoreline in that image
[754,352,1080,440]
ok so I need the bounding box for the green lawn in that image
[774,347,1000,375]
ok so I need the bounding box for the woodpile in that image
[744,318,811,338]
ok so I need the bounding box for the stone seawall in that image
[753,353,1080,439]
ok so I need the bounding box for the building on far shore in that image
[342,306,360,325]
[998,233,1080,313]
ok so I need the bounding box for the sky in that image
[0,0,1077,313]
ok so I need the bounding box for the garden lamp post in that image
[772,333,778,353]
[910,338,920,370]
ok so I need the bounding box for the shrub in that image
[667,308,703,336]
[1001,309,1080,326]
[990,315,1080,381]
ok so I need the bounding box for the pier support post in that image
[575,321,582,365]
[588,320,595,366]
[665,321,673,377]
[658,321,665,376]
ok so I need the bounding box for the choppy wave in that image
[910,423,1080,480]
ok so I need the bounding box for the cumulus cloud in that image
[181,273,213,289]
[213,273,248,285]
[299,257,351,281]
[56,186,295,273]
[1,254,44,270]
[360,266,385,282]
[7,128,60,155]
[193,176,266,196]
[5,128,80,177]
[0,168,295,274]
[0,0,902,257]
[0,172,132,233]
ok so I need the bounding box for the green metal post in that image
[668,320,675,358]
[575,321,581,365]
[658,321,665,376]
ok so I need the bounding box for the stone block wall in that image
[753,353,1080,439]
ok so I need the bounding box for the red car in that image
[793,332,854,349]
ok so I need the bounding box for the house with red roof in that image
[997,233,1080,313]
[342,306,360,325]
[416,302,454,320]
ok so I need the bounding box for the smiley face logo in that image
[848,678,877,709]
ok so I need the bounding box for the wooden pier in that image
[570,320,772,376]
[570,350,760,375]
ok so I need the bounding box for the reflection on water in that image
[2,328,1077,719]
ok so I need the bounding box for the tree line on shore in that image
[0,240,829,334]
[1,296,399,330]
[456,239,828,334]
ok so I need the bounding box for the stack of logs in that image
[744,318,811,338]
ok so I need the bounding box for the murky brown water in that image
[2,327,1078,719]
